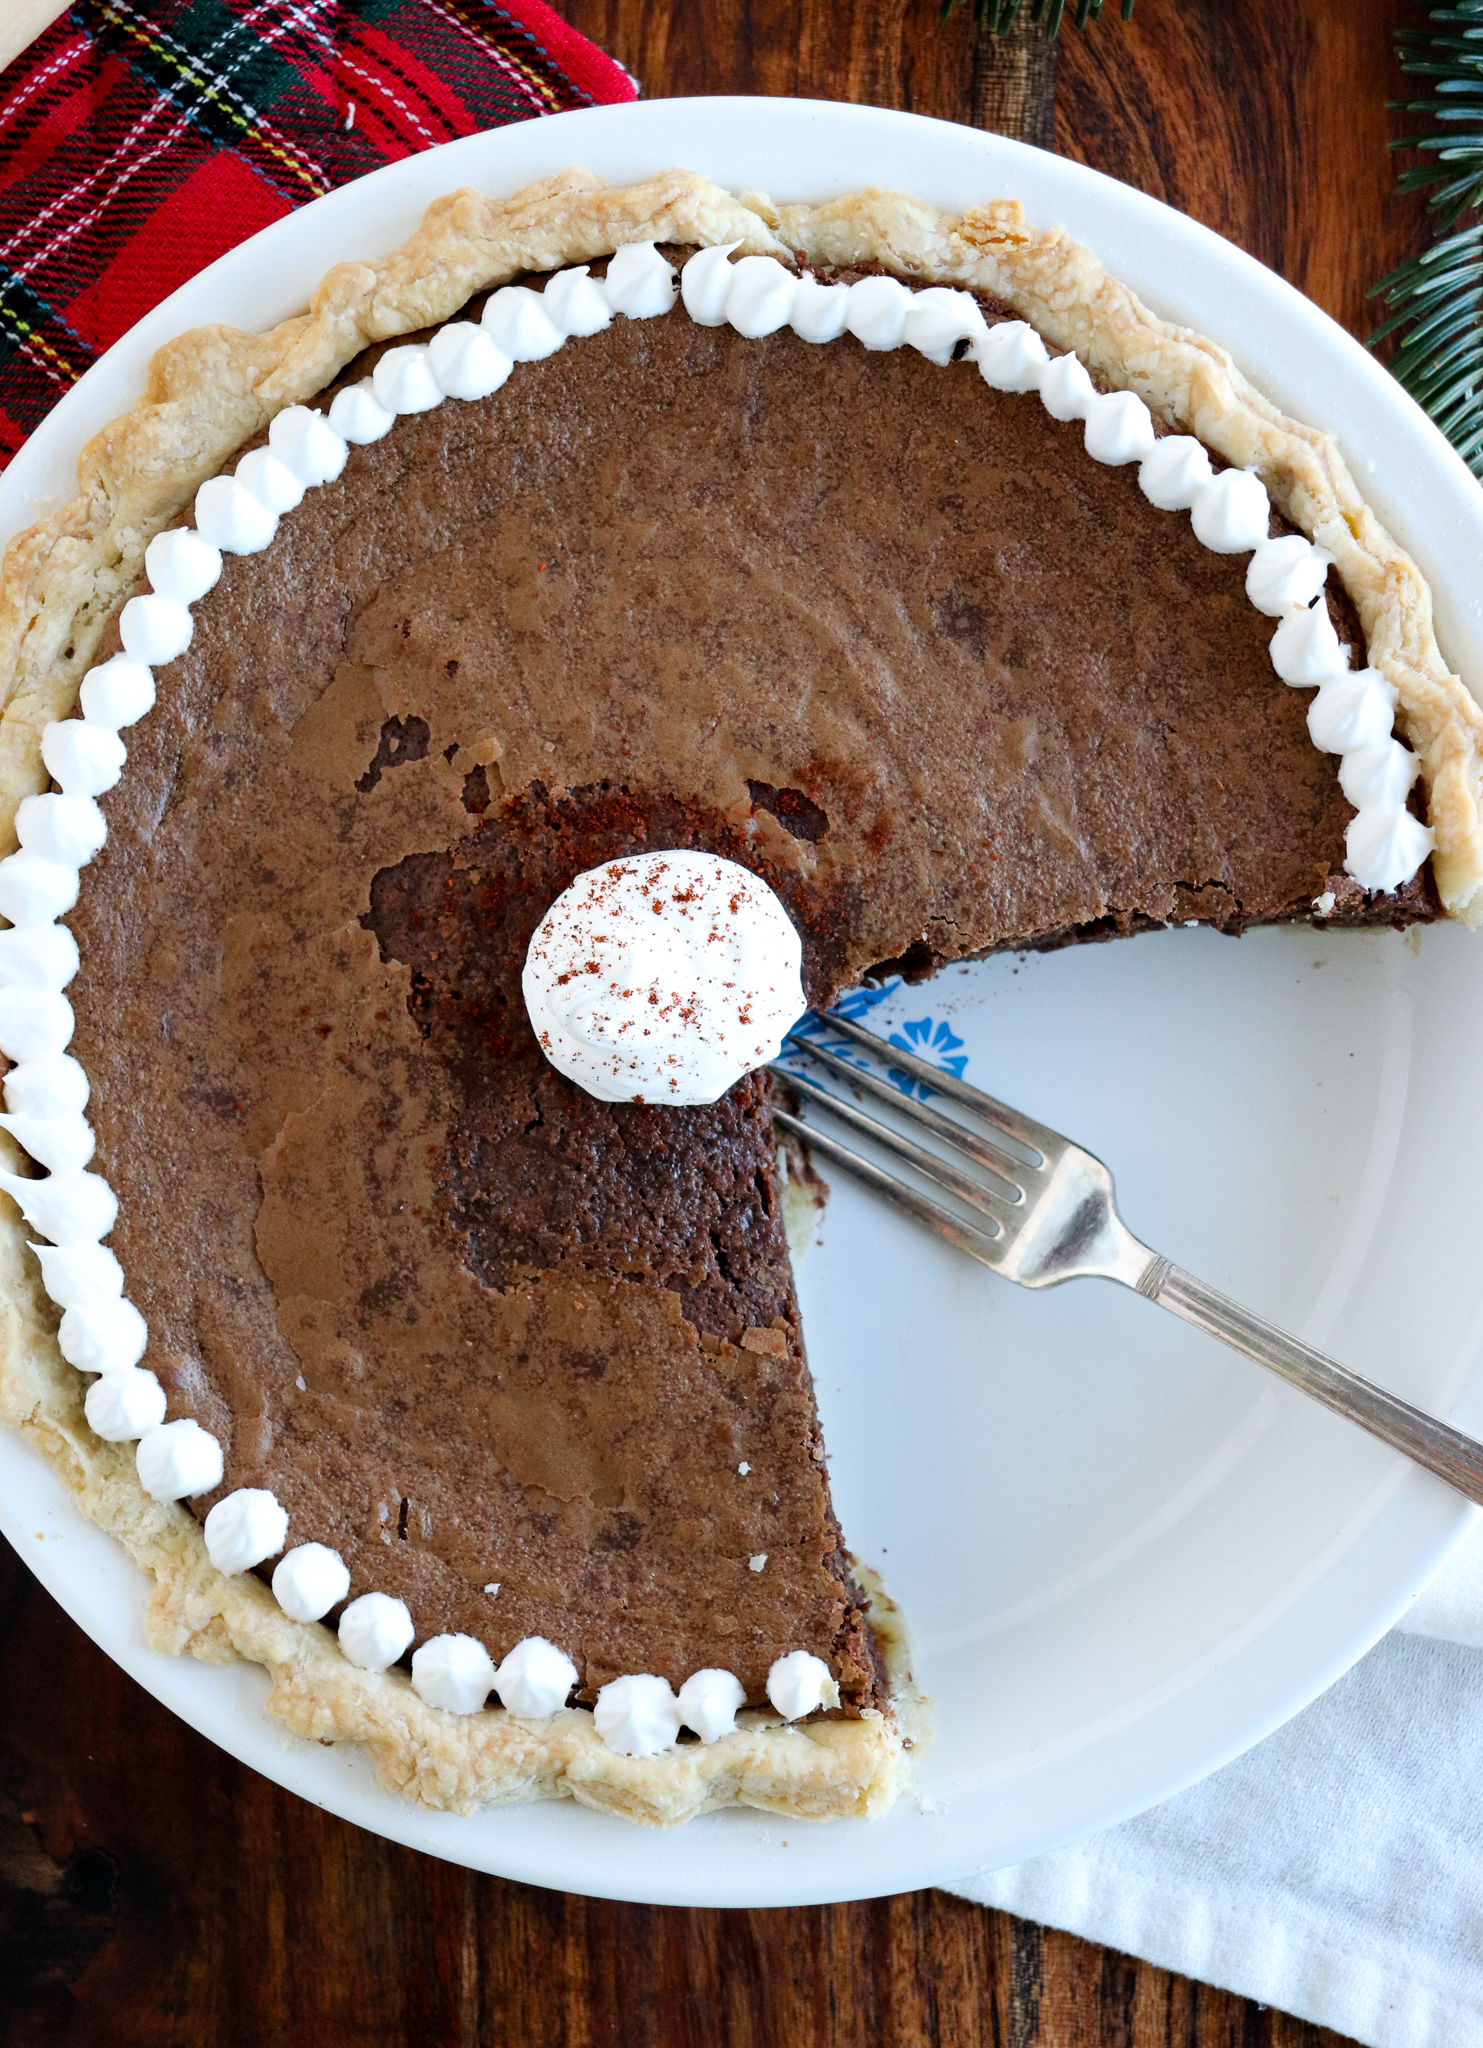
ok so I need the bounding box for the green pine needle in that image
[1368,4,1483,476]
[938,0,1134,38]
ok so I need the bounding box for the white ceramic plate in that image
[3,97,1483,1910]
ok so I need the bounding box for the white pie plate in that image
[3,96,1483,1910]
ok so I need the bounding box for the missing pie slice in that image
[0,169,1477,1827]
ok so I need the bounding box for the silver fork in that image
[769,1010,1483,1508]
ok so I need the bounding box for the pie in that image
[0,169,1478,1828]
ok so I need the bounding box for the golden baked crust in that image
[0,166,1475,1824]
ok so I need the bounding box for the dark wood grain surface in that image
[0,2,1435,2041]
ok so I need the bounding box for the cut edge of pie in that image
[0,166,1477,1826]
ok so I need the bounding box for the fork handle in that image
[1142,1257,1483,1508]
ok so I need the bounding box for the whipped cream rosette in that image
[523,850,806,1106]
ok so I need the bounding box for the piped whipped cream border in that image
[0,240,1429,1750]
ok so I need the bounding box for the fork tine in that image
[770,1065,1023,1219]
[813,1010,1053,1160]
[781,1033,1031,1192]
[771,1106,1004,1270]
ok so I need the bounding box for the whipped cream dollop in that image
[523,851,805,1106]
[57,1294,145,1372]
[339,1591,416,1672]
[411,1633,497,1714]
[1269,601,1347,685]
[1345,807,1436,893]
[493,1635,579,1718]
[135,1417,223,1502]
[676,1667,747,1743]
[765,1649,840,1721]
[593,1672,685,1756]
[272,1541,350,1621]
[204,1487,289,1574]
[1245,532,1332,615]
[85,1367,166,1442]
[29,1237,118,1301]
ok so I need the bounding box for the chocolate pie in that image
[0,170,1478,1826]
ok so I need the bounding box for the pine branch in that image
[1368,3,1483,476]
[938,0,1133,38]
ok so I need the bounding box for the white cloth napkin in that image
[951,1523,1483,2047]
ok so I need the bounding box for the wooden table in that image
[0,1,1433,2039]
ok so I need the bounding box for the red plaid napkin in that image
[0,0,637,467]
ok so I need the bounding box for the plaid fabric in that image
[0,0,637,466]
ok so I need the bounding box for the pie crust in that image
[0,168,1476,1825]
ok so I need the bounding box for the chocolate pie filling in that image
[65,274,1434,1709]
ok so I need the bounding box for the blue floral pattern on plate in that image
[884,1015,968,1100]
[782,983,971,1100]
